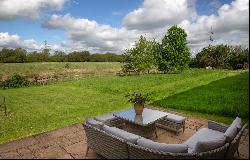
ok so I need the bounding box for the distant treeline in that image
[0,48,124,63]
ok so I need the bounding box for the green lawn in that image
[0,67,248,144]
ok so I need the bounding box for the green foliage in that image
[0,48,123,63]
[122,35,159,74]
[226,47,249,70]
[125,92,150,104]
[193,45,249,69]
[50,51,66,62]
[158,25,190,73]
[88,53,123,62]
[64,63,70,69]
[0,74,30,89]
[67,51,90,62]
[0,48,27,63]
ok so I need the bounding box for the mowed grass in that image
[152,72,249,118]
[0,68,248,144]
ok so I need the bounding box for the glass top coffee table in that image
[113,107,168,138]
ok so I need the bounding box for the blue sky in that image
[0,0,248,54]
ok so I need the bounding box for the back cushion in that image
[103,125,140,144]
[137,138,188,153]
[86,118,104,130]
[224,125,238,142]
[193,135,226,153]
[231,117,242,131]
[224,117,242,142]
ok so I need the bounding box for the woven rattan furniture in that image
[83,122,129,159]
[83,114,246,159]
[113,108,168,138]
[127,140,229,159]
[207,120,248,158]
[156,113,186,134]
[94,112,125,128]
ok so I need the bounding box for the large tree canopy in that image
[158,25,190,73]
[122,35,159,74]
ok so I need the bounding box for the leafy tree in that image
[158,25,190,73]
[67,51,90,62]
[195,45,230,68]
[88,53,123,62]
[50,51,66,62]
[226,46,249,70]
[26,51,40,62]
[122,35,158,74]
[0,48,27,63]
[193,44,249,70]
[13,48,27,63]
[40,49,50,62]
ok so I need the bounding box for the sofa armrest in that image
[208,120,229,133]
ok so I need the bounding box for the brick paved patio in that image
[0,115,249,159]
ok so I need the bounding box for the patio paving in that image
[0,111,249,159]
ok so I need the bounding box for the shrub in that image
[0,74,30,89]
[65,63,70,69]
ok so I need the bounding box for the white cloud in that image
[0,0,69,20]
[179,0,249,54]
[121,0,248,55]
[123,0,196,30]
[0,32,62,51]
[43,14,140,53]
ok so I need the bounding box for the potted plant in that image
[125,92,150,115]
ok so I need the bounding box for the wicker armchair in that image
[225,124,247,158]
[83,122,129,159]
[208,120,248,158]
[208,121,247,158]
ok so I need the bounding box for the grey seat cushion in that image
[94,113,116,122]
[86,118,104,130]
[165,113,186,123]
[184,128,224,150]
[103,125,140,144]
[137,138,188,153]
[193,135,226,153]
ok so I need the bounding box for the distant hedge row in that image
[0,48,124,63]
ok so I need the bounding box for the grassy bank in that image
[0,68,248,144]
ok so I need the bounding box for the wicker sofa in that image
[83,116,247,159]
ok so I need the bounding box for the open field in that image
[0,62,122,81]
[0,63,248,144]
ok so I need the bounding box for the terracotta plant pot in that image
[134,102,144,115]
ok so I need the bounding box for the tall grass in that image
[0,62,122,80]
